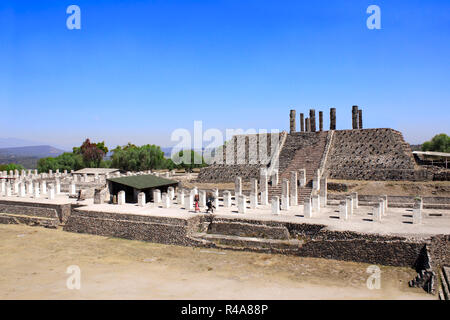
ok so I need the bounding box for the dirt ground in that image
[0,224,433,300]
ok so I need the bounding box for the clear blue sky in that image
[1,0,449,150]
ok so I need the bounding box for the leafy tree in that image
[0,163,25,172]
[111,144,167,171]
[37,152,83,173]
[74,138,107,168]
[422,134,450,153]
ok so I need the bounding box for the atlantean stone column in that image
[289,171,298,206]
[305,118,310,132]
[290,109,296,133]
[309,109,316,132]
[358,109,363,129]
[319,111,323,131]
[260,168,268,205]
[330,108,336,130]
[300,113,305,132]
[352,105,359,129]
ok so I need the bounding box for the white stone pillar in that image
[40,181,47,195]
[298,169,306,188]
[312,170,320,191]
[373,203,382,222]
[213,188,219,210]
[351,192,359,209]
[168,187,175,200]
[13,181,19,195]
[271,169,279,187]
[260,168,268,205]
[312,194,320,213]
[48,184,55,200]
[271,196,280,215]
[138,192,146,207]
[178,189,185,206]
[118,191,126,205]
[19,182,26,197]
[413,198,422,224]
[320,177,327,207]
[381,195,388,212]
[250,178,258,196]
[5,183,11,197]
[250,193,258,209]
[223,190,232,208]
[346,196,353,216]
[153,189,161,203]
[234,177,242,197]
[304,197,312,218]
[238,195,247,214]
[56,179,61,194]
[34,183,40,198]
[339,200,348,220]
[199,190,206,208]
[0,179,5,196]
[70,183,76,196]
[281,179,290,211]
[162,193,171,208]
[379,199,386,216]
[185,194,194,210]
[290,171,298,206]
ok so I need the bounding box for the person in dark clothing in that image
[206,192,216,214]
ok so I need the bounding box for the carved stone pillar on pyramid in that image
[289,109,296,133]
[319,111,323,131]
[358,109,363,129]
[330,108,336,130]
[309,109,316,132]
[352,105,359,129]
[305,117,310,132]
[300,113,305,132]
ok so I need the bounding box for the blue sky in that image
[1,0,449,150]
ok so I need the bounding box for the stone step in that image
[0,212,59,228]
[440,266,450,300]
[190,232,303,253]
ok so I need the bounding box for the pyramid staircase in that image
[268,131,329,204]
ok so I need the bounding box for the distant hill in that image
[0,145,66,169]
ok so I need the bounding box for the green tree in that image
[422,134,450,153]
[37,152,84,173]
[171,150,207,171]
[111,144,167,171]
[0,163,25,172]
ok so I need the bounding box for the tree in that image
[110,144,167,171]
[74,139,107,168]
[422,134,450,153]
[37,152,83,173]
[0,163,25,172]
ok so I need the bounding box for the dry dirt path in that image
[0,224,433,300]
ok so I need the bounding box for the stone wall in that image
[325,128,419,180]
[0,199,71,225]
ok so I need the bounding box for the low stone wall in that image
[0,199,71,224]
[64,209,203,246]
